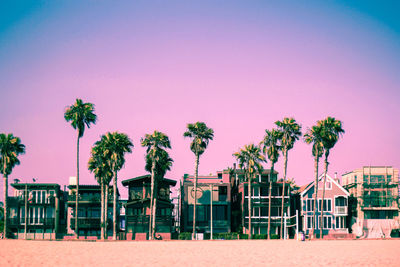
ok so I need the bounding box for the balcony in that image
[334,206,347,215]
[68,195,113,203]
[69,217,106,229]
[8,218,56,227]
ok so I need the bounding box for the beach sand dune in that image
[1,239,399,266]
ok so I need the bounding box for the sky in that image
[1,0,400,200]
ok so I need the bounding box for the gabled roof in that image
[300,173,350,197]
[121,174,177,186]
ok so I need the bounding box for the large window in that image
[323,216,332,229]
[219,186,227,201]
[306,199,314,211]
[318,199,332,212]
[306,216,313,229]
[335,216,346,229]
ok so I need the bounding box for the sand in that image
[1,239,399,266]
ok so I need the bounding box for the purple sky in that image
[1,1,400,200]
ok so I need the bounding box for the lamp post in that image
[210,184,213,240]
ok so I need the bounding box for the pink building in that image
[300,173,350,238]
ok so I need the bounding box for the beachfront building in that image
[341,166,400,238]
[180,171,231,237]
[67,179,117,239]
[231,169,292,236]
[122,174,176,240]
[8,182,66,239]
[300,173,350,238]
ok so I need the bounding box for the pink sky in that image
[1,1,400,199]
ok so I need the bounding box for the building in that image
[180,171,231,237]
[8,182,66,239]
[67,182,117,239]
[231,169,292,236]
[300,173,350,238]
[342,166,400,238]
[122,174,176,240]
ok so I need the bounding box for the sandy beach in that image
[1,239,399,266]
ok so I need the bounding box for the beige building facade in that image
[342,166,399,238]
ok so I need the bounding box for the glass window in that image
[219,186,227,201]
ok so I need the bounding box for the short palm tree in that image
[260,128,282,240]
[318,117,345,239]
[0,133,25,238]
[64,99,97,238]
[145,149,173,239]
[233,144,265,239]
[304,124,324,239]
[98,132,133,240]
[183,122,214,240]
[141,131,171,240]
[88,142,114,240]
[275,118,302,239]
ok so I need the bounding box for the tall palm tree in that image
[260,128,282,240]
[145,149,173,239]
[99,132,133,240]
[88,142,114,240]
[304,124,324,239]
[141,131,171,240]
[64,99,97,238]
[275,118,302,239]
[183,122,214,240]
[318,117,345,239]
[233,144,265,239]
[0,133,25,238]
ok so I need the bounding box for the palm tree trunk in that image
[192,153,199,240]
[268,165,274,240]
[75,135,80,239]
[149,158,156,240]
[105,185,109,239]
[113,171,117,240]
[101,182,104,240]
[280,149,288,239]
[3,170,8,239]
[320,152,329,239]
[152,176,158,239]
[248,173,252,240]
[311,156,319,239]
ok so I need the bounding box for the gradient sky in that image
[1,1,400,200]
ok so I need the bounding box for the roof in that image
[11,183,60,190]
[300,173,350,197]
[121,174,177,186]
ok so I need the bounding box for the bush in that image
[252,234,268,239]
[178,232,192,240]
[391,229,400,238]
[270,234,279,239]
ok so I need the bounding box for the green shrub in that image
[178,232,192,240]
[391,229,400,238]
[270,234,279,239]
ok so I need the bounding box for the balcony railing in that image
[334,206,347,215]
[67,195,113,203]
[69,217,107,229]
[8,218,55,226]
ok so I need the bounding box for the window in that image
[306,199,314,211]
[318,199,332,212]
[335,216,346,229]
[323,216,332,229]
[252,187,260,197]
[363,175,369,183]
[306,216,313,229]
[253,207,260,217]
[219,186,227,201]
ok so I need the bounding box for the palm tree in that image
[64,99,97,238]
[304,124,324,239]
[0,133,26,238]
[275,118,302,239]
[318,117,345,239]
[141,131,171,240]
[99,132,133,240]
[233,144,265,239]
[88,142,114,240]
[260,128,282,240]
[145,149,173,239]
[183,122,214,240]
